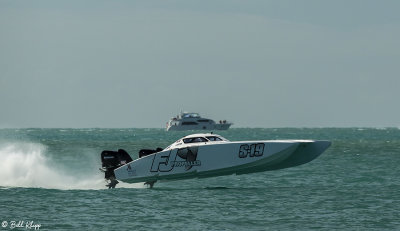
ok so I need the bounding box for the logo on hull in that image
[126,164,136,176]
[150,147,200,172]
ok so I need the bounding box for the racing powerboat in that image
[100,133,331,188]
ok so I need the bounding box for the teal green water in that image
[0,128,399,230]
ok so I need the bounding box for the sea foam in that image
[0,142,143,190]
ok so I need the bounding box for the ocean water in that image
[0,128,399,230]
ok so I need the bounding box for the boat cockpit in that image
[165,134,229,150]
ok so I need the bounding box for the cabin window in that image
[206,136,223,141]
[183,113,200,118]
[197,119,210,123]
[182,122,198,125]
[183,137,208,143]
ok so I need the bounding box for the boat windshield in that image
[183,113,200,118]
[206,136,223,141]
[183,137,208,143]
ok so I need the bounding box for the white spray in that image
[0,142,144,190]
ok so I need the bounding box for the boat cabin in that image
[165,133,229,150]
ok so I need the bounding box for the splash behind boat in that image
[100,133,331,188]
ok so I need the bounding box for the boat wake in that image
[0,142,144,190]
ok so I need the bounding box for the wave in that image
[0,142,144,190]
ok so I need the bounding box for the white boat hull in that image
[114,140,330,184]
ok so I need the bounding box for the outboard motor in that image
[100,149,133,188]
[139,147,163,158]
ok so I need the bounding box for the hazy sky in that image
[1,0,399,128]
